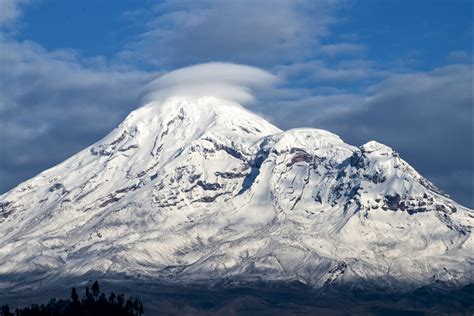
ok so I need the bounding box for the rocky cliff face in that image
[0,96,472,293]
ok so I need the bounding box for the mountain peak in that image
[121,96,281,138]
[0,97,472,295]
[360,140,394,155]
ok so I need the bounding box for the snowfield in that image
[0,96,472,294]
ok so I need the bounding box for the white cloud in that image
[144,62,278,105]
[300,64,473,207]
[318,43,365,57]
[447,50,471,64]
[277,60,388,83]
[0,0,25,26]
[0,38,155,193]
[119,0,341,67]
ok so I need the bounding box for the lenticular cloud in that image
[143,62,278,105]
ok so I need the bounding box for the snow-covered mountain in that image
[0,96,472,294]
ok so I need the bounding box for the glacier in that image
[0,96,472,303]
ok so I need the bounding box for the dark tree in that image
[84,286,91,302]
[91,281,100,299]
[0,305,13,316]
[71,287,79,305]
[108,292,117,305]
[2,281,146,316]
[117,293,125,307]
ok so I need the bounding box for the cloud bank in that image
[144,62,278,105]
[0,39,154,194]
[263,63,473,207]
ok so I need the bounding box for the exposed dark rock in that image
[91,132,128,156]
[99,196,121,208]
[287,149,312,167]
[109,131,128,146]
[383,194,402,211]
[239,126,252,134]
[188,174,201,183]
[348,152,366,169]
[90,147,112,156]
[381,194,433,215]
[418,177,447,197]
[75,187,99,203]
[200,137,246,160]
[437,212,470,236]
[167,109,186,127]
[48,183,65,192]
[133,161,161,179]
[363,171,386,184]
[119,144,139,152]
[0,201,13,218]
[115,184,139,194]
[151,143,163,157]
[215,171,246,179]
[406,208,423,215]
[196,180,222,191]
[218,144,244,160]
[314,194,322,203]
[323,261,347,288]
[195,192,226,203]
[333,182,360,202]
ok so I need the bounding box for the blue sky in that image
[0,0,472,207]
[17,0,472,70]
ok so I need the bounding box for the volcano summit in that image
[0,95,472,302]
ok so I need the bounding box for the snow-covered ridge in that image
[0,96,472,293]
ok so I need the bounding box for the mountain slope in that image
[0,96,472,293]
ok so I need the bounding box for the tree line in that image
[0,281,144,316]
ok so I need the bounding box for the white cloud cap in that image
[143,62,278,105]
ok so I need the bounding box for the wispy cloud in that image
[119,0,342,68]
[0,0,26,27]
[446,50,472,64]
[318,43,365,57]
[276,59,390,86]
